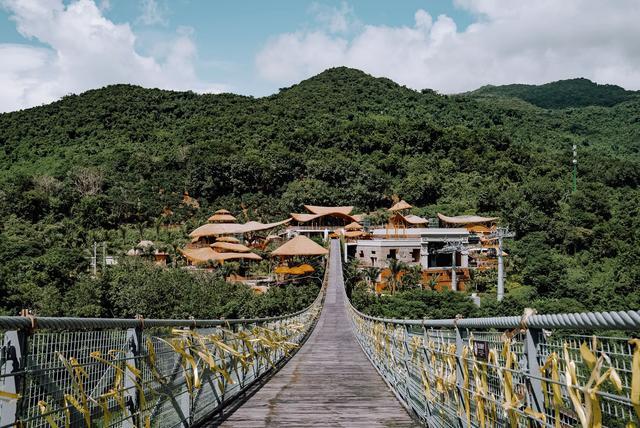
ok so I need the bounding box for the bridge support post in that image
[524,328,546,425]
[455,326,469,428]
[0,329,28,426]
[123,324,143,428]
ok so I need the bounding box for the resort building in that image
[287,205,364,240]
[346,205,504,291]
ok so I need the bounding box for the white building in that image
[347,228,470,270]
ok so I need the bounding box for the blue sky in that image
[1,0,639,112]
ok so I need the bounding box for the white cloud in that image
[309,2,358,34]
[0,0,227,112]
[256,0,640,93]
[137,0,167,27]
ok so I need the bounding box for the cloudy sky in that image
[1,0,639,112]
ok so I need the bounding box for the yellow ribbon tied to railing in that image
[563,339,623,428]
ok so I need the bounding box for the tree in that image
[399,265,422,291]
[385,258,406,295]
[362,266,381,291]
[71,167,104,196]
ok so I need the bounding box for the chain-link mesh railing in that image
[348,304,640,427]
[0,281,325,428]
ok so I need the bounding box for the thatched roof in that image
[344,230,367,238]
[304,205,353,215]
[389,200,412,212]
[274,264,315,275]
[389,213,428,226]
[216,236,240,243]
[211,242,251,253]
[189,219,290,238]
[180,247,218,263]
[404,214,429,225]
[215,252,262,261]
[438,213,499,225]
[291,212,357,224]
[271,235,329,257]
[344,221,363,231]
[214,209,231,214]
[467,225,492,233]
[180,247,262,263]
[208,213,237,223]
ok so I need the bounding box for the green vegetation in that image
[1,67,639,318]
[469,78,639,109]
[66,259,321,319]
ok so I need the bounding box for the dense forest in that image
[1,67,639,318]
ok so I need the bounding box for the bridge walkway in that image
[219,239,417,427]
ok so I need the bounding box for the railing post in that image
[401,325,412,404]
[524,328,546,424]
[1,329,28,426]
[455,326,469,428]
[123,323,143,428]
[421,326,435,426]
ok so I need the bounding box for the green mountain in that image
[468,77,639,108]
[1,67,639,317]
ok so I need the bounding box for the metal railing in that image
[0,285,325,427]
[348,304,640,427]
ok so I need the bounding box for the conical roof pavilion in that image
[271,235,329,257]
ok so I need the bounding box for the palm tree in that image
[400,265,423,291]
[386,258,406,295]
[363,266,381,291]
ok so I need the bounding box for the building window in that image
[388,249,397,259]
[371,250,376,255]
[412,249,420,262]
[359,250,364,258]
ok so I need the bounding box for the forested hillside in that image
[1,67,639,316]
[469,78,639,109]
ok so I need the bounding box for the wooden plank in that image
[218,239,419,427]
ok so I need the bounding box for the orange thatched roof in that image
[208,213,237,223]
[344,230,368,238]
[211,242,251,253]
[271,235,329,257]
[438,213,499,225]
[389,200,412,212]
[214,209,231,214]
[189,219,290,238]
[216,236,240,243]
[344,221,363,231]
[180,247,262,264]
[275,264,315,275]
[304,205,353,215]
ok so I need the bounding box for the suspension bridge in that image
[2,239,640,427]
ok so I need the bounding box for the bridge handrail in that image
[0,296,320,331]
[347,296,640,426]
[350,305,640,330]
[0,265,328,428]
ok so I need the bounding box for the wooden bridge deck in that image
[220,239,418,427]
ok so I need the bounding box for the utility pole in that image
[439,239,466,292]
[489,227,515,302]
[102,242,107,270]
[572,144,578,193]
[92,241,98,276]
